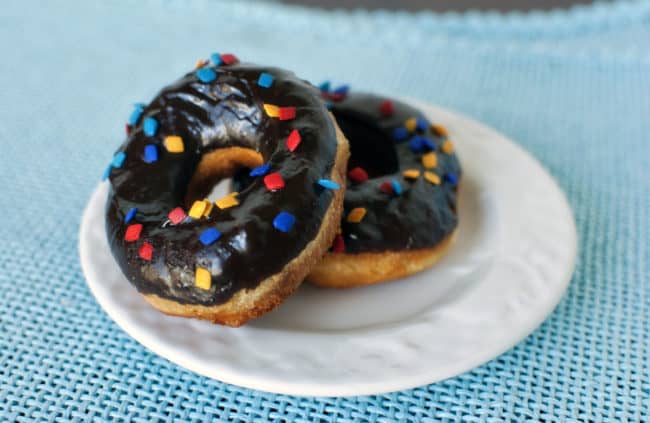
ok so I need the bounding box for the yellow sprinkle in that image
[422,152,438,169]
[402,169,421,179]
[202,200,213,218]
[424,171,441,185]
[263,104,279,118]
[404,117,417,133]
[164,136,184,153]
[188,200,207,219]
[194,58,208,69]
[431,124,448,137]
[195,267,211,290]
[215,192,239,209]
[346,207,366,223]
[442,140,455,154]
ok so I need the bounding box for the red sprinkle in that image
[220,53,239,65]
[348,167,369,183]
[168,207,187,225]
[264,172,285,190]
[124,224,143,242]
[332,234,345,253]
[380,181,394,195]
[138,242,153,260]
[125,124,131,135]
[286,129,301,152]
[278,107,296,121]
[379,100,394,117]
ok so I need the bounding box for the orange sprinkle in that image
[194,58,209,69]
[404,118,417,133]
[346,207,367,223]
[164,136,184,153]
[422,152,438,168]
[442,140,454,154]
[195,267,211,290]
[263,104,279,117]
[215,192,239,209]
[431,124,448,137]
[202,200,213,217]
[424,171,441,185]
[402,169,421,179]
[188,200,207,219]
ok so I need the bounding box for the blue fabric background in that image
[1,0,649,421]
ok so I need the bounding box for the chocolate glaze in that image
[328,93,461,253]
[105,64,339,306]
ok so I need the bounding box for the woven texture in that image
[2,0,649,421]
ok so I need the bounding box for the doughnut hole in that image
[184,147,263,207]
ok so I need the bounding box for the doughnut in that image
[103,56,349,326]
[307,89,461,288]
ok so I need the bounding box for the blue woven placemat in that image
[1,0,649,421]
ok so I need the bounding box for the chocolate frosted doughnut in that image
[104,56,348,326]
[307,90,461,287]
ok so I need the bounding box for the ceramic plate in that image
[79,100,577,397]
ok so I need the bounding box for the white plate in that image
[79,100,577,397]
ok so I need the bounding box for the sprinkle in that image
[286,129,301,152]
[273,211,296,232]
[348,167,368,183]
[164,136,184,153]
[143,117,158,137]
[194,58,209,69]
[379,181,393,195]
[258,72,274,88]
[215,193,239,209]
[404,118,417,133]
[317,179,340,190]
[393,127,408,141]
[278,107,296,121]
[220,53,239,65]
[431,124,448,137]
[124,224,143,242]
[379,100,394,117]
[409,136,435,153]
[415,117,428,132]
[424,171,441,185]
[199,228,221,246]
[333,85,349,96]
[168,207,186,225]
[196,67,217,83]
[444,172,459,186]
[264,172,285,190]
[403,169,421,179]
[422,152,438,168]
[250,163,271,177]
[202,200,213,217]
[124,208,138,223]
[144,144,158,163]
[102,165,112,181]
[195,267,211,290]
[346,207,366,223]
[138,242,153,261]
[391,179,403,195]
[442,140,455,154]
[332,234,345,253]
[188,200,208,219]
[111,152,126,168]
[128,103,145,126]
[263,104,279,118]
[319,81,330,92]
[324,101,333,110]
[210,53,223,66]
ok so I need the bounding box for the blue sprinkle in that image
[318,81,330,92]
[249,163,271,177]
[317,179,340,190]
[143,117,158,137]
[391,179,402,195]
[196,67,217,83]
[393,127,408,141]
[111,151,126,168]
[409,136,425,153]
[128,103,145,126]
[258,72,274,88]
[333,84,349,95]
[444,172,459,186]
[273,211,296,232]
[144,144,158,163]
[416,117,428,132]
[210,53,223,66]
[422,137,436,151]
[199,228,222,246]
[124,208,138,223]
[102,164,112,181]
